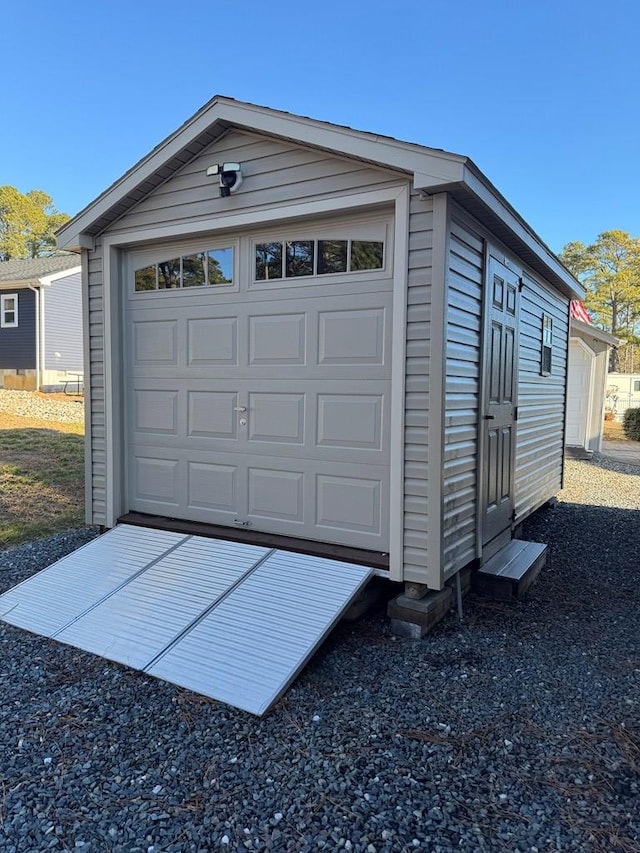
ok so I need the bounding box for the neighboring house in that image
[606,372,640,421]
[566,302,619,452]
[0,256,83,391]
[57,96,584,633]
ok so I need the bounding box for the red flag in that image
[570,301,591,324]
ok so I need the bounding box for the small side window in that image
[541,314,553,375]
[1,293,18,328]
[634,380,640,393]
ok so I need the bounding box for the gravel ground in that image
[0,390,84,424]
[0,460,638,852]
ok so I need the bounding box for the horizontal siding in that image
[515,273,569,520]
[87,239,106,524]
[43,272,83,371]
[442,217,484,577]
[107,129,404,237]
[0,288,36,369]
[402,193,434,584]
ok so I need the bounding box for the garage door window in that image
[135,248,234,292]
[255,238,384,281]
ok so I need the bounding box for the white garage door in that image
[566,339,593,447]
[124,223,393,552]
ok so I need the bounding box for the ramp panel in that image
[147,550,372,716]
[0,526,186,636]
[56,538,271,668]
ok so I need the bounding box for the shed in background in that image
[566,302,619,453]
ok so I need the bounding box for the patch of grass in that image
[0,426,85,549]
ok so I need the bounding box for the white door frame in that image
[567,337,595,449]
[100,185,410,581]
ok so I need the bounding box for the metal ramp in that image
[0,525,373,716]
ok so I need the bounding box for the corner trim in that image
[425,193,449,590]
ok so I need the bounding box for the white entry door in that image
[124,227,393,552]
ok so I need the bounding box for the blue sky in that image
[3,0,638,254]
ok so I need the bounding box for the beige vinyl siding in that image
[87,238,106,523]
[84,133,407,527]
[402,194,433,584]
[442,217,484,578]
[515,273,569,520]
[106,130,405,237]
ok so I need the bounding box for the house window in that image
[1,293,18,327]
[134,247,234,292]
[634,380,640,393]
[541,314,553,375]
[254,237,385,281]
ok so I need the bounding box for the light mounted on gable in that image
[206,162,243,197]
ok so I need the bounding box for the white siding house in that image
[57,97,582,609]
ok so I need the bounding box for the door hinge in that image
[518,277,525,292]
[513,406,518,421]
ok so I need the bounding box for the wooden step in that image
[472,539,547,601]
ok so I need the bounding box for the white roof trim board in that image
[0,526,373,716]
[56,96,582,298]
[570,317,620,347]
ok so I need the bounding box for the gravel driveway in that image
[0,457,638,852]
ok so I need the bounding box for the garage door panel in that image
[249,313,306,365]
[187,317,238,365]
[316,474,382,535]
[187,390,239,439]
[134,389,179,434]
[248,392,305,444]
[133,319,178,365]
[317,394,383,449]
[187,461,238,513]
[248,467,305,522]
[133,456,180,506]
[318,308,386,365]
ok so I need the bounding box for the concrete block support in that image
[387,586,453,638]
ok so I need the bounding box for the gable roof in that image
[57,95,582,298]
[0,255,81,286]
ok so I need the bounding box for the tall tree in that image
[0,186,70,260]
[560,230,640,370]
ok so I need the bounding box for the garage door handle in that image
[234,406,247,412]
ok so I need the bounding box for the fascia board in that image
[571,317,620,347]
[39,266,82,287]
[461,163,584,299]
[0,279,40,290]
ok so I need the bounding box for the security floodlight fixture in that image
[206,162,243,197]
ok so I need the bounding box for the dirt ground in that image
[603,419,627,441]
